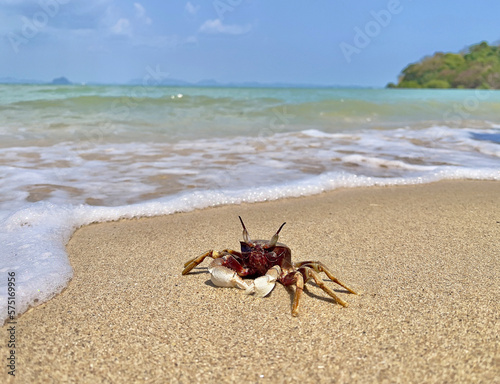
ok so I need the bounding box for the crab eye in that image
[240,241,253,253]
[268,221,286,247]
[239,216,252,243]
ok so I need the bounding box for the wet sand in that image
[2,180,499,383]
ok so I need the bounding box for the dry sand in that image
[1,180,499,383]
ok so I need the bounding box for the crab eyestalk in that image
[268,222,286,247]
[239,216,252,243]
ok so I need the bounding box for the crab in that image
[182,216,357,316]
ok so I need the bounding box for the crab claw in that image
[249,265,282,298]
[208,259,250,290]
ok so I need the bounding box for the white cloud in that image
[110,18,131,36]
[185,2,200,15]
[199,19,251,35]
[134,2,152,25]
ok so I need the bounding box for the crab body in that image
[182,216,357,316]
[236,240,291,277]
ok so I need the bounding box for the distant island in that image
[50,76,72,85]
[0,76,357,89]
[387,41,500,89]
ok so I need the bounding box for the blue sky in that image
[1,0,500,86]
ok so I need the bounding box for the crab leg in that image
[182,249,241,275]
[182,250,214,274]
[291,272,304,317]
[280,271,305,316]
[300,266,348,307]
[294,261,357,295]
[207,258,251,290]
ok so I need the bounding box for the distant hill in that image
[50,77,72,85]
[388,41,500,89]
[0,76,359,89]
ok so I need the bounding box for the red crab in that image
[182,216,357,316]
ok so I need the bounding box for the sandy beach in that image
[2,180,499,383]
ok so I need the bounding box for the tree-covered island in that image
[387,41,500,89]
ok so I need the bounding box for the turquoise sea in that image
[1,84,499,322]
